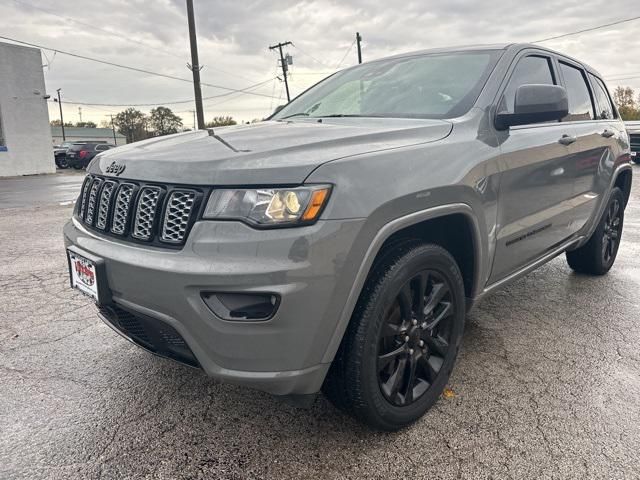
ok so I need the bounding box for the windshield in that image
[273,50,501,121]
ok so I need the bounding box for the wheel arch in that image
[321,203,483,364]
[614,166,632,208]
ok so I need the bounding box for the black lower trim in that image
[98,304,201,369]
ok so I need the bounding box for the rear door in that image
[490,52,580,283]
[554,60,615,235]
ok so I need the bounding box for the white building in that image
[0,42,54,177]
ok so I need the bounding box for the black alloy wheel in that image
[602,197,621,265]
[378,270,454,406]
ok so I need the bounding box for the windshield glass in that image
[273,50,501,120]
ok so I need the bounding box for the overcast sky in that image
[2,0,640,128]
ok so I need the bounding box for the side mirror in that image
[496,84,568,130]
[273,105,286,114]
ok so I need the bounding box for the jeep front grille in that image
[76,175,203,248]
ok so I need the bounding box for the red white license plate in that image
[68,250,100,302]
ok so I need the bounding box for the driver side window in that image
[501,55,556,114]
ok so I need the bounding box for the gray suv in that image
[64,43,633,430]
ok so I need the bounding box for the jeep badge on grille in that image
[105,161,126,176]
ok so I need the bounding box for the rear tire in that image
[323,242,466,431]
[566,187,625,275]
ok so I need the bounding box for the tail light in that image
[79,150,88,159]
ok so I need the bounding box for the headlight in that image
[203,185,331,227]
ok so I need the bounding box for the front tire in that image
[323,242,466,431]
[566,187,625,275]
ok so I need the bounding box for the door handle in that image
[601,129,615,138]
[558,134,577,145]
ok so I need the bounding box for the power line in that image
[0,35,278,99]
[334,39,356,69]
[292,45,334,68]
[55,78,276,108]
[533,15,640,42]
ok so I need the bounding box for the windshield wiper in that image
[280,112,310,119]
[319,114,365,118]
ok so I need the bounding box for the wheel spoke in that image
[398,283,413,321]
[404,355,418,404]
[425,282,447,315]
[413,272,429,322]
[382,318,402,338]
[419,354,443,383]
[378,345,406,371]
[425,334,449,357]
[611,200,619,222]
[381,356,407,399]
[425,301,453,330]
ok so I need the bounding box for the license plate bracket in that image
[66,246,111,305]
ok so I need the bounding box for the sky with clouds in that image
[2,0,640,128]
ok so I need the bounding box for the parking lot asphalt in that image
[1,167,640,479]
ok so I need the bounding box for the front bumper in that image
[64,215,364,395]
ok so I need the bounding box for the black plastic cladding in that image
[76,174,207,249]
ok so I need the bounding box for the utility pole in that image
[269,41,293,102]
[78,106,82,123]
[109,115,117,145]
[356,32,363,64]
[56,88,65,141]
[186,0,205,129]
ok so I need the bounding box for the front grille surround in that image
[76,174,205,249]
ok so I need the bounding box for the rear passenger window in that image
[589,74,615,120]
[559,62,594,121]
[502,55,556,113]
[96,145,109,151]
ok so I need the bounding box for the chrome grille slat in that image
[132,187,161,240]
[95,181,116,230]
[110,183,135,235]
[84,178,103,225]
[79,176,93,220]
[161,191,196,244]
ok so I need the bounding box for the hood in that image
[89,118,452,185]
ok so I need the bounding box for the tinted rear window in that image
[559,62,594,121]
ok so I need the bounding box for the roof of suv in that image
[363,43,603,79]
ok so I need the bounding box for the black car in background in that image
[67,143,116,169]
[53,141,79,169]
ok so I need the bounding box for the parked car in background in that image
[625,121,640,164]
[53,141,78,169]
[64,43,632,430]
[66,143,115,169]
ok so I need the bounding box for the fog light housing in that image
[201,292,280,321]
